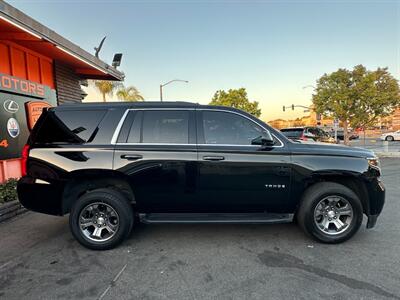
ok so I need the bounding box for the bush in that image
[0,178,18,204]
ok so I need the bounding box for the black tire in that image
[297,182,363,244]
[385,136,394,142]
[69,188,134,250]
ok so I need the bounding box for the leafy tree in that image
[117,86,144,101]
[312,65,400,144]
[94,80,119,102]
[210,88,261,117]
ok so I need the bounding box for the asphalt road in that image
[1,159,400,300]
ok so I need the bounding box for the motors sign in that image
[0,73,46,98]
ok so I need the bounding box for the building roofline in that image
[0,1,124,81]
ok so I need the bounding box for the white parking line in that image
[98,263,127,300]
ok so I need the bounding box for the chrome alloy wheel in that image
[313,196,354,235]
[79,202,120,242]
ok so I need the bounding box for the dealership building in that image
[0,1,124,182]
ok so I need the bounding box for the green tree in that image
[210,88,261,117]
[94,80,119,102]
[312,65,400,144]
[116,86,144,101]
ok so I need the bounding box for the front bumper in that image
[365,178,385,229]
[367,215,379,229]
[17,176,64,216]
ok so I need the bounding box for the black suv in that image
[17,102,385,250]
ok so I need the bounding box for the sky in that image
[8,0,400,121]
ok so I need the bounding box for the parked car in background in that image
[380,130,400,141]
[280,127,335,143]
[335,129,359,141]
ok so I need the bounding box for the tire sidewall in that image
[300,185,363,243]
[386,136,394,141]
[69,189,133,250]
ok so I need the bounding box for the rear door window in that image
[117,111,142,143]
[141,110,189,144]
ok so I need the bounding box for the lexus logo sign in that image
[3,100,19,114]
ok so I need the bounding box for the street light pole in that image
[159,79,189,102]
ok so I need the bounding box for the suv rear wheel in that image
[69,188,133,250]
[297,182,363,243]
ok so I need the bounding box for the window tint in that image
[202,111,264,145]
[142,111,189,144]
[34,110,106,144]
[126,111,142,143]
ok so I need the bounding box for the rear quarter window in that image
[33,109,107,144]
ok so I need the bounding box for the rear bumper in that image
[17,176,64,216]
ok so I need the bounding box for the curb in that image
[0,200,27,223]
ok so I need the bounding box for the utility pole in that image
[159,79,188,102]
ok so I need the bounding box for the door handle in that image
[203,155,225,161]
[120,154,143,161]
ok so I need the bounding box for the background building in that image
[391,108,400,130]
[0,1,124,182]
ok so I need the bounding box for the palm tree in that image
[116,86,144,101]
[94,80,118,102]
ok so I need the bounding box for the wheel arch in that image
[385,135,394,141]
[62,169,135,215]
[297,173,370,216]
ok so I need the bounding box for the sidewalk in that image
[348,138,400,158]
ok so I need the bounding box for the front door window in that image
[202,111,265,145]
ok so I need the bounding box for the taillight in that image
[21,144,30,176]
[300,133,308,141]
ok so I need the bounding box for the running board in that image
[139,213,293,224]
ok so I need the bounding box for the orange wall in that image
[0,159,22,183]
[0,40,54,88]
[0,41,55,183]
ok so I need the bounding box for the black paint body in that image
[17,102,385,226]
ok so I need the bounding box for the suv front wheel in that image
[69,188,134,250]
[297,182,363,243]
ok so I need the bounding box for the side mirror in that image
[251,132,275,147]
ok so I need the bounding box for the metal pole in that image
[334,128,337,143]
[159,79,188,102]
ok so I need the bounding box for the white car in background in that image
[380,130,400,141]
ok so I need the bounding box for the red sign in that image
[0,73,45,98]
[25,101,52,130]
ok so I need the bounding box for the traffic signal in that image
[283,106,285,112]
[292,104,294,110]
